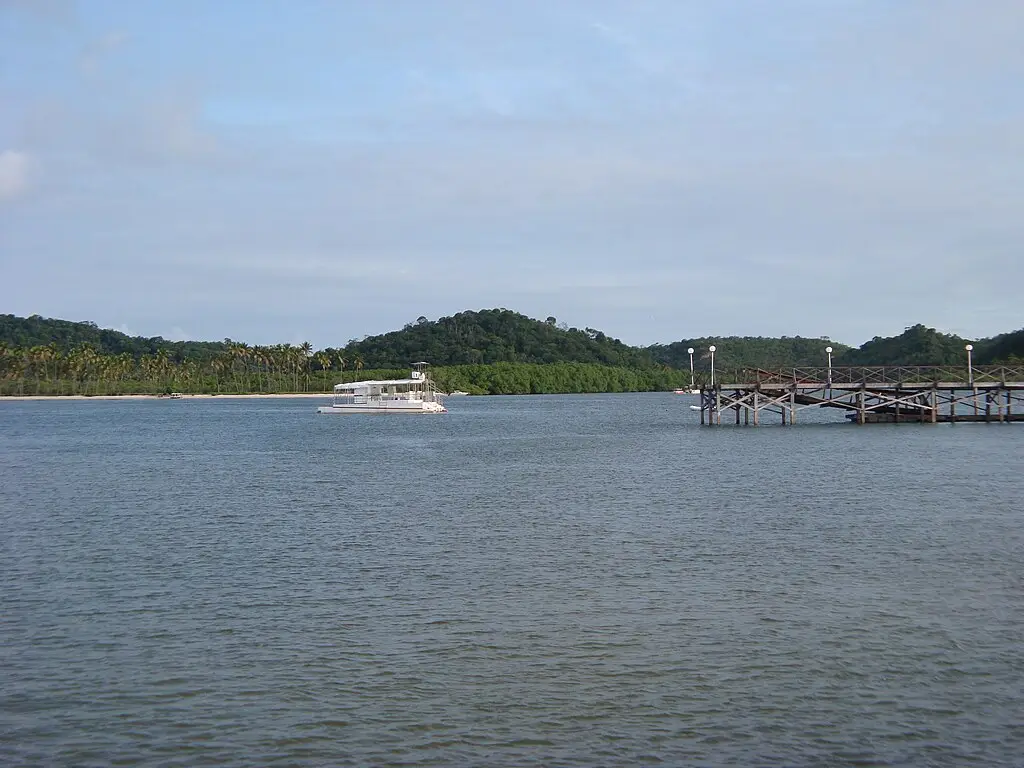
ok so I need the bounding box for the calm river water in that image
[1,394,1022,766]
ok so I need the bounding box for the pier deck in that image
[698,365,1024,425]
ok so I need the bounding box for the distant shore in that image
[0,393,332,402]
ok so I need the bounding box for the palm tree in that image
[249,345,266,392]
[27,346,45,393]
[300,342,313,391]
[67,344,89,394]
[235,343,251,391]
[212,355,230,393]
[155,348,171,392]
[315,351,332,392]
[28,343,58,393]
[117,352,134,392]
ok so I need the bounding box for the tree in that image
[300,341,313,391]
[315,351,332,391]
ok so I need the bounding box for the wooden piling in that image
[694,365,1023,427]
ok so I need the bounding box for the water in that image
[1,394,1022,766]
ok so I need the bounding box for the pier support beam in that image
[694,367,1023,427]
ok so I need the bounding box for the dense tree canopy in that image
[649,336,851,370]
[340,309,653,368]
[837,324,1023,366]
[976,328,1024,364]
[0,314,226,362]
[0,311,1020,397]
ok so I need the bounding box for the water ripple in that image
[1,395,1021,765]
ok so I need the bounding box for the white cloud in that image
[0,150,32,201]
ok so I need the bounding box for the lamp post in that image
[709,345,716,388]
[966,343,976,416]
[687,347,695,390]
[825,346,833,388]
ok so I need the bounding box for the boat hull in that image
[316,402,447,415]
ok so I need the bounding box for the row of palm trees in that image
[0,341,367,396]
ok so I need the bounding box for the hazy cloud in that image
[0,150,32,201]
[1,1,1022,347]
[0,0,75,24]
[78,30,129,75]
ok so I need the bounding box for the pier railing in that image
[713,365,1024,387]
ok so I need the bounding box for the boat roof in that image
[334,378,424,391]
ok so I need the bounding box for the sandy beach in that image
[0,393,332,402]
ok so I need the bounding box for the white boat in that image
[447,390,469,397]
[316,362,447,415]
[673,388,701,395]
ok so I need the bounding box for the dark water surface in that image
[2,394,1022,766]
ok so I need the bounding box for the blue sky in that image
[1,0,1021,349]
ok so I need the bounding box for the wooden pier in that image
[698,365,1024,425]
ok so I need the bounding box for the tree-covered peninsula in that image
[0,311,1021,397]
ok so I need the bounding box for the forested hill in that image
[3,312,1021,369]
[337,309,654,368]
[0,314,226,360]
[648,336,852,370]
[651,325,1024,368]
[838,324,1024,365]
[980,328,1024,363]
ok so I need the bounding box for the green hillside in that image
[0,314,226,361]
[835,324,1023,366]
[337,309,654,368]
[649,336,851,370]
[977,328,1024,363]
[1,310,1021,397]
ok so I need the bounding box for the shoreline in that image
[0,393,333,402]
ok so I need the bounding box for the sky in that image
[1,0,1022,349]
